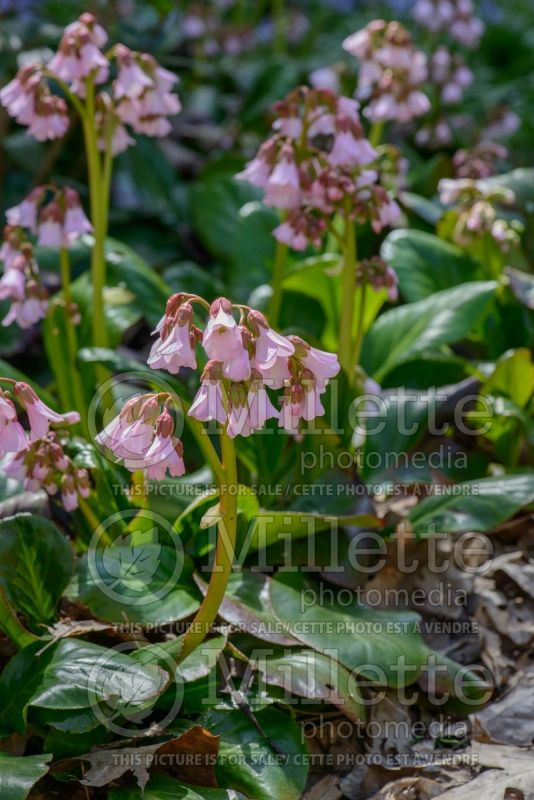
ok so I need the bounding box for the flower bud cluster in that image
[356,257,399,302]
[439,179,522,251]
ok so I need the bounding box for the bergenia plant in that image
[94,291,339,659]
[0,12,181,355]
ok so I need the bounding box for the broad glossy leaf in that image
[381,229,481,302]
[0,514,73,628]
[282,254,386,349]
[269,572,430,687]
[359,379,481,481]
[362,282,497,381]
[482,348,534,407]
[480,167,534,210]
[75,543,200,624]
[0,639,169,728]
[190,177,260,262]
[109,775,245,799]
[0,752,51,800]
[232,202,277,302]
[258,649,366,721]
[506,266,534,309]
[216,571,298,646]
[409,473,534,533]
[204,705,307,800]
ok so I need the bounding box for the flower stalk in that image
[59,248,87,434]
[268,235,288,329]
[179,432,237,661]
[338,206,358,380]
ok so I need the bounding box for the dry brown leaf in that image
[470,668,534,747]
[433,743,534,799]
[79,725,219,790]
[303,774,343,800]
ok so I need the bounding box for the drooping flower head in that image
[0,382,87,510]
[413,0,484,48]
[237,86,401,252]
[97,293,340,478]
[343,20,431,124]
[0,229,48,329]
[438,178,522,252]
[0,13,181,153]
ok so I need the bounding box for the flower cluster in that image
[414,48,473,149]
[0,382,87,510]
[0,185,90,329]
[0,13,180,152]
[412,0,484,49]
[96,293,340,478]
[0,228,48,328]
[343,20,430,124]
[236,87,401,251]
[7,185,92,246]
[428,47,473,107]
[453,142,508,179]
[356,257,399,302]
[96,394,185,480]
[0,64,70,141]
[439,178,522,251]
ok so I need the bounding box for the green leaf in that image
[482,348,534,407]
[190,177,260,262]
[506,266,534,310]
[409,473,534,533]
[105,238,171,330]
[362,281,497,382]
[109,775,245,799]
[219,571,298,646]
[381,229,481,302]
[0,514,73,629]
[359,380,479,481]
[282,255,386,349]
[258,649,366,722]
[204,705,307,800]
[0,752,51,800]
[0,639,169,736]
[76,543,200,625]
[231,202,277,303]
[480,167,534,211]
[269,572,430,687]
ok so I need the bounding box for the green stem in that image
[0,586,38,649]
[78,497,113,546]
[186,415,225,485]
[352,280,368,368]
[46,302,72,413]
[60,248,88,435]
[81,79,109,370]
[338,209,358,381]
[272,0,285,54]
[369,120,385,148]
[179,433,237,661]
[268,236,288,328]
